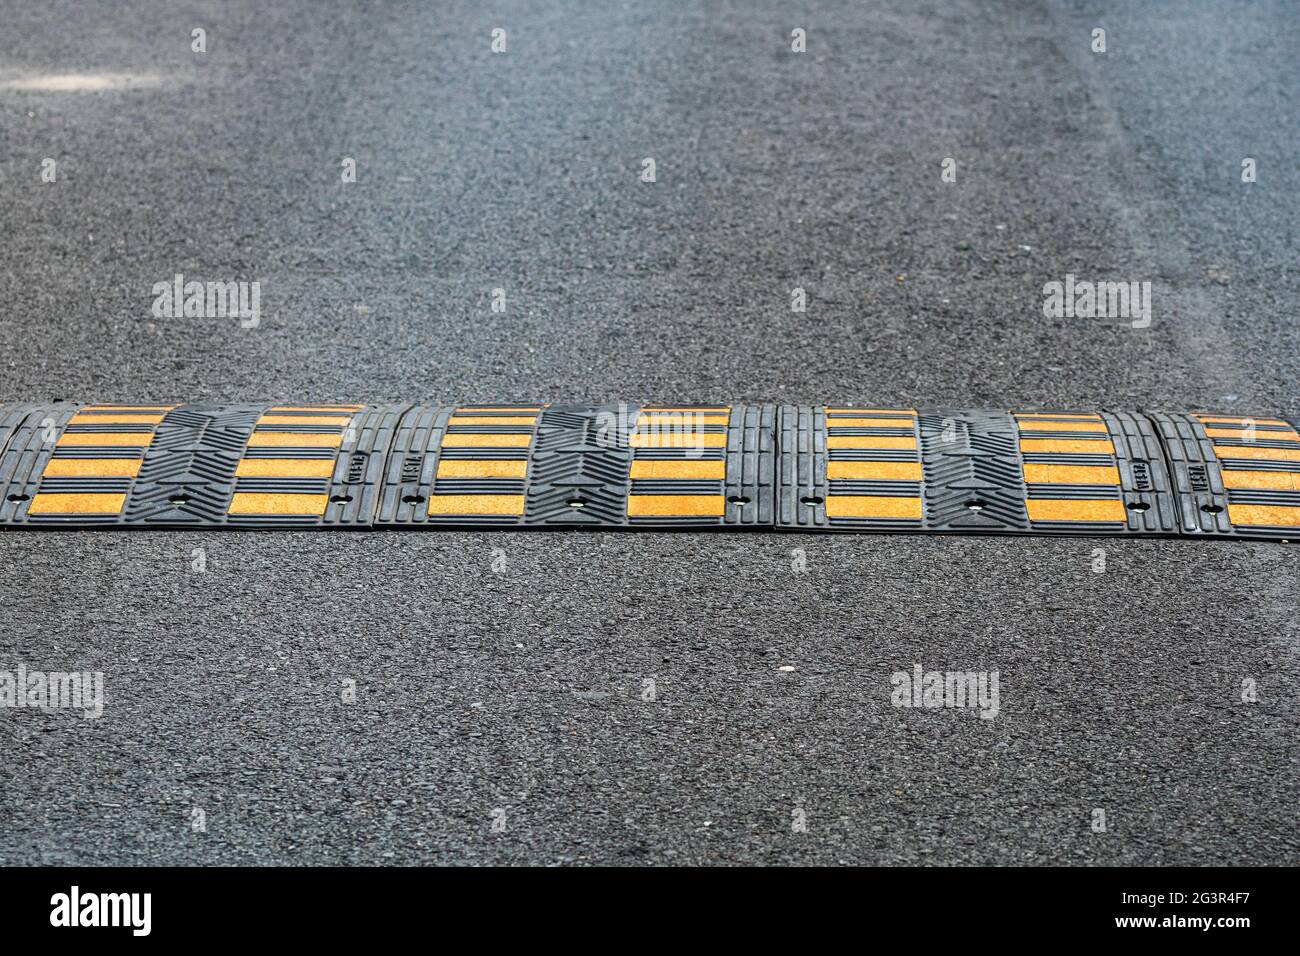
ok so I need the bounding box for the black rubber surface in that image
[0,0,1297,865]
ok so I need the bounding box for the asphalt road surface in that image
[1,0,1296,865]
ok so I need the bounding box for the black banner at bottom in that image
[0,865,1286,943]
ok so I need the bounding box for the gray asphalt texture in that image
[0,0,1296,865]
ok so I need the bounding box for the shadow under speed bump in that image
[0,403,1295,540]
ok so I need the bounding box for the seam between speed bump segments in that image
[0,403,1296,539]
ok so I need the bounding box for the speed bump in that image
[778,406,924,529]
[375,405,537,526]
[1148,411,1300,538]
[376,404,775,528]
[0,403,1295,539]
[27,403,175,519]
[775,405,1284,537]
[0,403,399,527]
[1015,410,1177,535]
[626,405,773,527]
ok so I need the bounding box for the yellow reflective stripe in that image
[628,431,727,448]
[56,432,152,447]
[1025,499,1126,522]
[67,413,164,425]
[826,408,917,415]
[247,432,342,447]
[629,459,726,480]
[228,493,328,516]
[258,415,354,426]
[827,435,917,449]
[640,407,730,414]
[1204,426,1300,440]
[28,492,126,514]
[1220,470,1300,491]
[269,405,363,412]
[427,494,525,515]
[235,458,337,478]
[627,495,726,516]
[436,459,529,478]
[1022,463,1120,485]
[1194,415,1290,427]
[824,495,921,519]
[826,461,922,481]
[446,416,537,426]
[41,458,141,478]
[826,417,915,428]
[1016,420,1109,433]
[1019,438,1115,454]
[1227,504,1300,527]
[440,433,532,447]
[637,413,729,425]
[455,407,542,413]
[1014,413,1101,421]
[1212,445,1300,462]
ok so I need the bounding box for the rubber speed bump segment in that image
[777,406,924,529]
[1,404,79,523]
[0,403,399,527]
[376,404,775,528]
[1014,410,1178,534]
[377,405,541,526]
[626,405,774,527]
[1148,411,1300,538]
[0,403,1295,539]
[775,405,1286,537]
